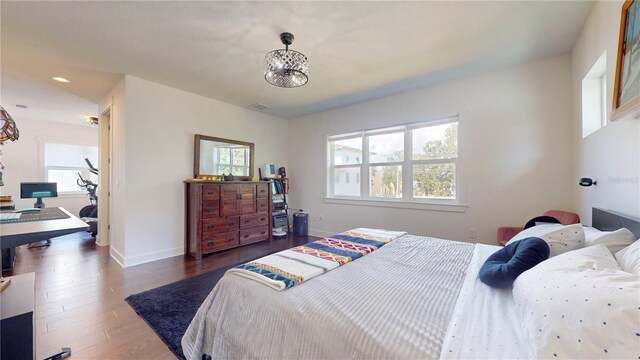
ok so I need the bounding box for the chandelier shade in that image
[264,32,309,88]
[0,106,19,142]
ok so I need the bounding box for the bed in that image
[182,208,640,360]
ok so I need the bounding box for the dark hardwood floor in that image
[6,231,317,359]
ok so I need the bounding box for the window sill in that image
[323,197,468,213]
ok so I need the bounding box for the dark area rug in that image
[125,264,237,359]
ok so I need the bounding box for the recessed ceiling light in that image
[52,76,70,83]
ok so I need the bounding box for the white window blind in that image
[45,142,98,193]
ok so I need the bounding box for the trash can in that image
[293,209,309,236]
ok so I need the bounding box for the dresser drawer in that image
[201,201,219,218]
[240,212,269,229]
[202,185,220,201]
[202,216,239,234]
[239,226,269,245]
[202,231,239,252]
[257,197,269,212]
[257,183,269,198]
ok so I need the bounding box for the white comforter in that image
[182,235,474,360]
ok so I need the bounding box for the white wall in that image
[0,117,98,216]
[571,1,640,224]
[289,54,574,245]
[101,75,289,267]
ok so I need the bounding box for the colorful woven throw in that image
[227,228,407,291]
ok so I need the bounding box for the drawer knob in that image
[260,217,265,221]
[207,191,214,195]
[207,241,213,246]
[208,209,214,213]
[208,225,215,229]
[260,231,266,235]
[243,220,249,224]
[229,222,235,226]
[228,238,234,242]
[244,234,250,238]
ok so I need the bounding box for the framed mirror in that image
[194,134,254,180]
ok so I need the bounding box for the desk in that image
[1,272,35,360]
[1,207,88,273]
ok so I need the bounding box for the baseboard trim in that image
[110,247,126,268]
[95,235,109,247]
[121,246,184,268]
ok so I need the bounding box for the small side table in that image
[1,202,17,272]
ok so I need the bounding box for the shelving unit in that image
[271,178,289,237]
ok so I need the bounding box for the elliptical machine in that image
[77,158,98,236]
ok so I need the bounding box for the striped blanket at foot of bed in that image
[226,228,407,291]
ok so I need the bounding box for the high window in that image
[582,51,607,138]
[327,116,459,204]
[44,142,98,193]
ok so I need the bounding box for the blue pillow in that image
[479,237,550,288]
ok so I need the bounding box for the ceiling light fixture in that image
[52,77,71,83]
[84,116,99,125]
[264,32,309,88]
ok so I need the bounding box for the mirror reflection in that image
[195,135,254,179]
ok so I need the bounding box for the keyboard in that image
[0,213,22,221]
[14,207,41,213]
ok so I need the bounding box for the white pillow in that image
[615,240,640,275]
[506,223,585,257]
[583,226,636,254]
[513,244,640,359]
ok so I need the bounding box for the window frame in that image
[581,51,607,138]
[325,116,466,211]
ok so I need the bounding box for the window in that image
[327,117,459,204]
[582,51,607,138]
[215,145,250,176]
[44,142,98,193]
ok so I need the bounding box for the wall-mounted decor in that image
[612,0,640,121]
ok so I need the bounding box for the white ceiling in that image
[1,1,594,122]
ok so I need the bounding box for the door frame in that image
[96,106,112,246]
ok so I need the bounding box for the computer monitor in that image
[20,182,58,208]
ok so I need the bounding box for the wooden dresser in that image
[185,180,272,260]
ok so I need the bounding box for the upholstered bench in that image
[497,210,580,246]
